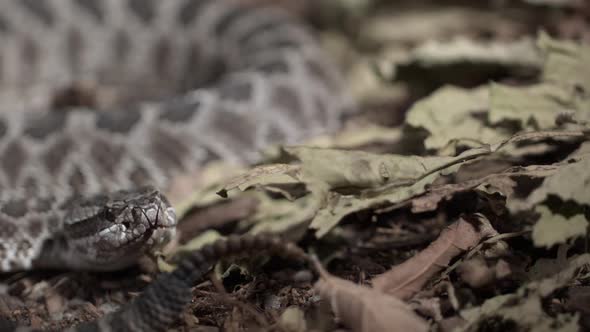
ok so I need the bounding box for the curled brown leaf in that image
[372,216,498,299]
[314,262,429,332]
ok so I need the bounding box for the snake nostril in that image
[122,221,131,229]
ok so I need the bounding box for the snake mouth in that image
[90,219,176,270]
[127,223,175,248]
[95,223,176,264]
[118,205,177,250]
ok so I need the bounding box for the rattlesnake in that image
[0,0,350,330]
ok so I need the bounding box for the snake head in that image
[59,186,177,271]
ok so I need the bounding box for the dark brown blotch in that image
[180,43,203,88]
[254,59,289,74]
[177,0,211,26]
[95,108,141,133]
[313,95,329,125]
[256,37,299,51]
[8,260,19,271]
[67,28,84,72]
[154,37,172,79]
[129,165,152,187]
[90,140,125,175]
[209,107,256,149]
[20,0,55,26]
[50,84,98,110]
[0,218,17,238]
[22,177,40,196]
[79,193,109,208]
[264,123,288,143]
[198,146,221,165]
[213,5,250,37]
[218,79,252,102]
[47,215,61,231]
[181,42,225,88]
[21,37,39,69]
[113,29,131,63]
[127,0,155,24]
[271,84,304,126]
[0,14,12,32]
[16,238,32,253]
[1,198,28,218]
[73,0,104,23]
[1,141,27,184]
[33,197,54,214]
[24,112,68,140]
[68,166,88,195]
[159,100,200,123]
[237,17,292,48]
[43,138,73,176]
[305,58,336,91]
[0,117,7,139]
[150,129,189,173]
[27,217,43,238]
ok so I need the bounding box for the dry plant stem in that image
[374,130,586,198]
[495,130,587,151]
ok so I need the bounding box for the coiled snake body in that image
[0,1,350,330]
[0,0,349,271]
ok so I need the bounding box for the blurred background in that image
[261,0,589,132]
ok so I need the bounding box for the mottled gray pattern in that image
[0,0,350,271]
[0,0,350,279]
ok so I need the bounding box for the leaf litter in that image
[195,15,590,331]
[170,19,590,330]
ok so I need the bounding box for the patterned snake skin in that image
[0,0,350,330]
[0,0,351,272]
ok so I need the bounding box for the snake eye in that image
[104,208,117,222]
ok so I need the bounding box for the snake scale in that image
[0,0,350,330]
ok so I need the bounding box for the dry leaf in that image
[314,263,429,332]
[489,82,577,128]
[308,147,489,237]
[532,206,588,248]
[217,164,301,198]
[279,306,307,332]
[456,256,511,288]
[459,254,590,331]
[527,150,590,207]
[411,164,560,213]
[307,124,404,149]
[538,31,590,92]
[405,85,509,150]
[372,216,498,299]
[409,36,541,68]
